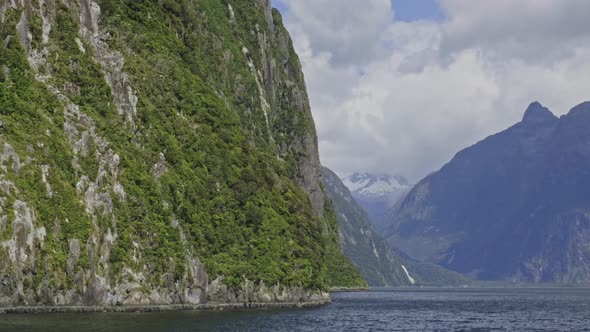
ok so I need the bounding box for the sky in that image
[273,0,590,182]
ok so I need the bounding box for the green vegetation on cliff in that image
[0,0,363,306]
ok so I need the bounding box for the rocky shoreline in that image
[0,299,331,314]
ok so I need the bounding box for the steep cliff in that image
[0,0,360,307]
[322,167,410,286]
[386,101,590,284]
[323,167,469,286]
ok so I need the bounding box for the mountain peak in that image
[341,172,409,193]
[522,102,558,124]
[340,171,412,204]
[389,100,590,284]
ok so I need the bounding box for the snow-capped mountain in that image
[322,167,468,286]
[341,172,410,199]
[321,167,414,286]
[339,172,412,231]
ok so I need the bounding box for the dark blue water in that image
[1,288,589,331]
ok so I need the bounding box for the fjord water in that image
[1,288,589,331]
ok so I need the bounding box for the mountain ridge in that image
[340,171,412,232]
[323,166,470,287]
[386,101,590,283]
[322,167,412,287]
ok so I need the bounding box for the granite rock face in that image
[0,0,350,307]
[386,102,590,283]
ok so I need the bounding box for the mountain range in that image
[341,172,412,232]
[385,101,590,283]
[322,167,414,286]
[324,167,469,286]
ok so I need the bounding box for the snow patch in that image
[341,177,370,192]
[342,172,410,198]
[340,172,413,209]
[358,179,407,197]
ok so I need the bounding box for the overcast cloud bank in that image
[275,0,590,181]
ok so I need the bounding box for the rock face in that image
[386,101,590,283]
[323,167,468,286]
[341,172,411,232]
[0,0,354,307]
[322,167,412,286]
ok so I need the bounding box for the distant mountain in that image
[323,167,469,286]
[386,101,590,284]
[341,172,412,231]
[322,167,414,286]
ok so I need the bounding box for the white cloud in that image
[276,0,590,181]
[277,0,393,65]
[439,0,590,62]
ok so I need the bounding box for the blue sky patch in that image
[272,0,288,14]
[391,0,445,22]
[272,0,445,23]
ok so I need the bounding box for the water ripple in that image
[1,288,589,331]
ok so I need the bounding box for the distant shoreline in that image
[329,287,369,292]
[0,299,331,314]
